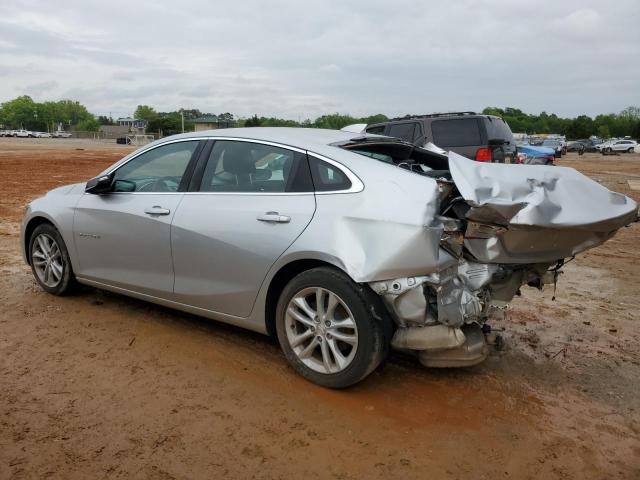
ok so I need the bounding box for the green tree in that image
[244,114,262,127]
[0,95,39,129]
[134,105,158,123]
[76,117,100,131]
[597,125,611,139]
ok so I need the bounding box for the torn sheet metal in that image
[448,152,638,263]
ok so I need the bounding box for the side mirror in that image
[85,173,113,194]
[113,179,136,192]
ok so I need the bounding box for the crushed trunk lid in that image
[448,152,638,263]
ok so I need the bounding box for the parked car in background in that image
[13,129,31,137]
[515,143,556,165]
[365,112,516,163]
[541,138,563,158]
[567,139,598,153]
[598,139,638,153]
[20,128,637,387]
[53,131,72,138]
[32,131,52,138]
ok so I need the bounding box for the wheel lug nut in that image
[324,321,331,327]
[326,333,332,340]
[316,335,323,342]
[310,326,315,333]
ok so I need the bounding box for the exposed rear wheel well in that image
[265,259,340,337]
[24,217,55,264]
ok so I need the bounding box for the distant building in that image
[193,115,235,131]
[193,115,220,131]
[117,117,148,129]
[99,125,131,139]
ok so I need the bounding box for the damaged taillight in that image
[475,148,492,162]
[465,221,507,239]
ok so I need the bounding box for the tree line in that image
[2,95,639,140]
[482,106,640,139]
[0,95,98,132]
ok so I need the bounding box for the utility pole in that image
[181,112,185,133]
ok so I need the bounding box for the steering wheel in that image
[140,176,180,192]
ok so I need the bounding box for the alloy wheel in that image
[31,233,64,288]
[285,287,358,374]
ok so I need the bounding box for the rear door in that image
[171,139,316,317]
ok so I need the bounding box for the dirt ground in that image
[1,138,639,479]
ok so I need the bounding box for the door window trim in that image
[184,137,363,196]
[94,136,363,196]
[95,138,205,195]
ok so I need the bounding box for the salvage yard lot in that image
[1,138,639,479]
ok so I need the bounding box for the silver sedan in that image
[21,128,637,388]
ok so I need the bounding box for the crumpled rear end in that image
[448,152,638,263]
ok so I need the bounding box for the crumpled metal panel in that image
[448,153,638,263]
[289,169,451,282]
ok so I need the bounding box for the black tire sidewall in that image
[275,267,388,388]
[29,223,75,295]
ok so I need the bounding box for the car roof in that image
[154,127,386,151]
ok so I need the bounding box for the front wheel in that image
[275,267,390,388]
[29,223,77,295]
[628,147,634,153]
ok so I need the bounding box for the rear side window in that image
[365,125,386,135]
[431,118,482,147]
[199,140,311,192]
[308,156,352,192]
[387,122,417,143]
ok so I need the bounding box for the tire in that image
[275,267,391,388]
[628,147,634,153]
[29,223,77,295]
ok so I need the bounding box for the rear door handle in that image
[144,206,171,216]
[257,211,291,223]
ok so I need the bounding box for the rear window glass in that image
[387,123,417,143]
[431,118,482,147]
[485,117,514,143]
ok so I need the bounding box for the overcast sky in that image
[1,0,639,120]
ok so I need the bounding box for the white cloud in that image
[0,0,638,118]
[553,8,601,37]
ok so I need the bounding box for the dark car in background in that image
[567,139,598,153]
[365,112,516,163]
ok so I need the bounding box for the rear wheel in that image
[275,267,390,388]
[29,223,76,295]
[628,147,634,153]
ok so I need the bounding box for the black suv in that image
[365,112,516,163]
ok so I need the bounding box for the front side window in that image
[199,141,311,192]
[113,141,198,192]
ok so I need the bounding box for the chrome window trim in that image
[306,152,364,194]
[100,136,363,196]
[104,137,202,175]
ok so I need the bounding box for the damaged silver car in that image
[21,128,638,388]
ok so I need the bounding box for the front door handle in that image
[144,206,171,216]
[257,211,291,223]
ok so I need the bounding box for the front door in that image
[73,140,201,297]
[171,139,316,317]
